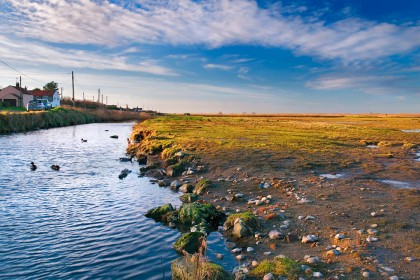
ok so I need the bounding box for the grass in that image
[130,114,420,173]
[0,106,151,134]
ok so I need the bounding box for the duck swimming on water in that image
[30,162,37,171]
[51,165,60,171]
[81,138,87,142]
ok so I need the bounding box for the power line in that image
[0,58,45,83]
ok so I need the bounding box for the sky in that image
[0,0,419,113]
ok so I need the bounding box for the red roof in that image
[30,89,56,97]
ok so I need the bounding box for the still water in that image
[0,123,236,279]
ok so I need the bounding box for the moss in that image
[178,203,224,226]
[248,258,300,279]
[145,203,174,221]
[172,256,233,280]
[168,160,187,177]
[162,147,179,159]
[173,232,204,254]
[180,193,199,203]
[224,212,260,230]
[193,179,212,195]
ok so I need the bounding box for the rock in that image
[193,179,212,195]
[232,218,253,238]
[175,151,185,158]
[224,212,260,238]
[305,215,316,220]
[313,272,323,278]
[145,203,174,221]
[158,180,169,187]
[170,180,182,190]
[371,212,377,217]
[215,253,223,260]
[404,257,415,263]
[362,271,372,278]
[263,273,274,280]
[246,247,254,252]
[367,228,378,235]
[327,249,340,257]
[269,230,282,239]
[335,233,345,240]
[366,236,379,243]
[172,256,232,280]
[178,202,224,227]
[236,255,245,261]
[263,251,272,255]
[173,232,205,254]
[389,276,398,280]
[231,248,242,253]
[305,256,320,264]
[118,168,131,179]
[251,260,259,267]
[179,184,194,193]
[302,234,318,243]
[179,193,199,203]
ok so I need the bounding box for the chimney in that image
[16,82,20,88]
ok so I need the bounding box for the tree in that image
[43,81,58,91]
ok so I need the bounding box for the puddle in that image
[379,180,414,189]
[401,129,420,133]
[366,145,379,148]
[319,174,344,179]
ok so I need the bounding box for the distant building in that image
[0,84,33,107]
[30,89,60,108]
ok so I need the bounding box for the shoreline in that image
[129,115,419,279]
[0,107,151,134]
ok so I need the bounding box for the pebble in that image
[366,236,379,242]
[362,271,371,278]
[356,229,365,235]
[298,215,305,220]
[266,195,272,199]
[305,215,315,220]
[313,272,323,278]
[263,273,274,280]
[251,260,259,267]
[371,212,377,217]
[389,276,398,280]
[335,233,345,240]
[231,248,242,253]
[236,254,245,261]
[263,251,272,255]
[302,234,319,243]
[306,256,320,264]
[404,256,415,263]
[327,249,340,256]
[269,230,281,239]
[370,223,378,228]
[216,253,223,260]
[246,247,254,252]
[255,200,262,206]
[367,228,378,235]
[298,198,311,204]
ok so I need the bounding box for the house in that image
[0,83,33,107]
[30,89,60,108]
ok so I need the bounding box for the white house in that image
[0,84,33,107]
[30,89,60,108]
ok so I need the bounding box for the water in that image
[0,123,236,279]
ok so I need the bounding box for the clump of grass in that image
[248,258,300,279]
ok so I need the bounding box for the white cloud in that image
[2,0,420,63]
[203,64,233,71]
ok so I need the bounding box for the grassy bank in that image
[0,107,151,134]
[130,114,419,175]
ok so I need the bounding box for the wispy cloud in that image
[237,67,251,80]
[0,35,177,76]
[203,64,233,71]
[3,0,420,63]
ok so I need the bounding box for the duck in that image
[81,138,87,142]
[51,164,60,171]
[30,162,37,171]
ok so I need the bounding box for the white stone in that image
[255,200,262,206]
[261,197,267,202]
[370,223,378,228]
[335,233,345,240]
[367,228,378,235]
[371,212,377,217]
[302,234,318,243]
[236,254,245,261]
[267,195,272,199]
[366,236,379,243]
[246,247,254,252]
[388,276,398,280]
[313,272,323,278]
[298,215,305,220]
[231,248,242,253]
[305,215,315,220]
[362,271,371,278]
[263,273,274,280]
[216,253,223,260]
[269,230,281,239]
[251,260,259,267]
[306,256,320,264]
[263,251,272,255]
[404,257,415,263]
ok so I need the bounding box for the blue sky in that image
[0,0,419,113]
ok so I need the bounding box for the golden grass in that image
[131,114,420,172]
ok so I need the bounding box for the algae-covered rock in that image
[179,184,194,193]
[167,161,187,177]
[172,256,233,280]
[145,203,174,221]
[180,193,199,203]
[173,232,205,254]
[224,212,260,238]
[193,179,212,195]
[178,202,225,226]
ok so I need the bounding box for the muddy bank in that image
[128,116,419,279]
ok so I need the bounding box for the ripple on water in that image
[0,123,237,279]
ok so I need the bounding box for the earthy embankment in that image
[0,107,151,134]
[129,114,419,279]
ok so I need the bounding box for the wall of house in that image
[51,91,60,108]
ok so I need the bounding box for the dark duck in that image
[51,165,60,171]
[81,138,87,142]
[30,162,37,171]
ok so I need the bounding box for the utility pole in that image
[83,92,85,100]
[101,94,103,106]
[19,76,22,107]
[71,71,75,106]
[97,89,100,103]
[106,96,108,107]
